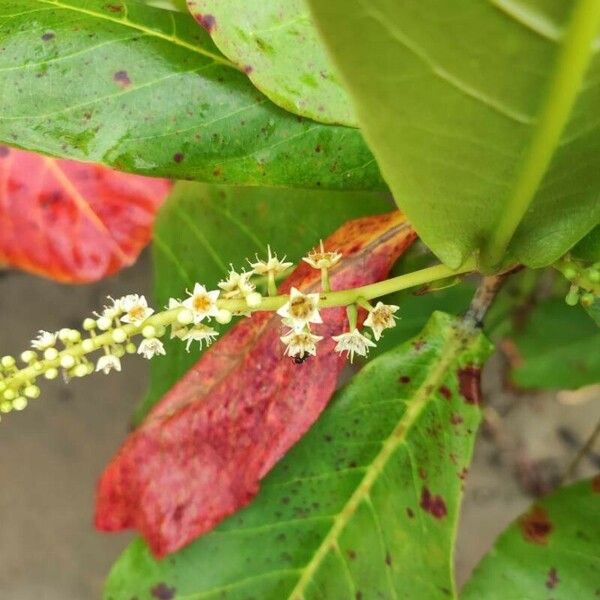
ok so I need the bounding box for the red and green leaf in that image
[0,146,170,282]
[95,211,416,557]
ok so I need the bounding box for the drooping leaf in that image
[187,0,357,125]
[96,211,416,558]
[139,181,392,422]
[462,477,600,599]
[307,0,600,270]
[509,298,600,390]
[104,312,492,599]
[0,145,169,282]
[570,224,600,263]
[0,0,383,190]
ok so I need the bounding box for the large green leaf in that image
[462,477,600,599]
[308,0,600,269]
[0,0,382,190]
[511,298,600,390]
[106,312,492,599]
[187,0,357,125]
[137,181,391,422]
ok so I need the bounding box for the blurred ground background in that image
[0,253,598,599]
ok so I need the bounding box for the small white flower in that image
[167,298,189,339]
[31,330,57,351]
[96,354,122,374]
[302,240,342,270]
[137,337,166,360]
[364,302,400,341]
[182,324,219,352]
[119,294,154,326]
[249,246,293,276]
[280,329,323,358]
[100,296,122,320]
[218,268,255,299]
[332,328,376,363]
[276,287,322,331]
[183,283,220,323]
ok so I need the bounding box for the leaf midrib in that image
[36,0,237,69]
[287,322,474,599]
[482,0,600,267]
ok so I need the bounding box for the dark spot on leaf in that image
[418,467,427,480]
[439,385,452,400]
[324,434,333,442]
[385,552,392,566]
[450,413,463,425]
[459,467,468,480]
[356,593,363,600]
[173,152,184,163]
[106,3,123,12]
[195,13,216,32]
[399,375,410,384]
[420,487,447,519]
[520,506,553,545]
[150,583,176,600]
[546,567,559,589]
[243,65,253,74]
[213,168,222,177]
[315,144,321,153]
[281,497,289,505]
[457,366,482,405]
[413,339,426,351]
[41,32,55,41]
[113,70,131,88]
[0,145,9,158]
[406,507,415,518]
[347,549,357,560]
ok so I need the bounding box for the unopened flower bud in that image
[96,316,112,331]
[20,350,37,364]
[44,348,59,361]
[1,356,15,369]
[83,318,96,331]
[44,368,59,380]
[12,397,27,411]
[81,339,95,353]
[245,292,263,308]
[216,309,232,324]
[60,354,76,369]
[24,385,41,399]
[177,309,194,325]
[142,325,156,339]
[112,328,127,344]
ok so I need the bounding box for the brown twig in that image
[563,416,600,482]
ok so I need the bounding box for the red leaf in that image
[0,146,170,282]
[95,212,416,557]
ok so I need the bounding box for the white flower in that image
[31,330,57,351]
[100,296,122,320]
[218,268,255,299]
[280,330,323,358]
[119,294,154,326]
[302,240,342,270]
[364,302,400,341]
[276,287,322,331]
[182,324,219,352]
[332,329,376,363]
[183,283,220,323]
[249,246,293,276]
[96,354,122,374]
[137,338,166,360]
[167,298,188,339]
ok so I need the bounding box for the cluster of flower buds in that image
[557,256,600,308]
[0,243,401,420]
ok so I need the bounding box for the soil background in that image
[0,253,598,599]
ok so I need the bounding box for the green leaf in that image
[137,181,390,422]
[0,1,382,190]
[187,0,356,125]
[462,478,600,599]
[511,298,600,390]
[570,225,600,263]
[106,312,492,599]
[585,299,600,327]
[307,0,600,269]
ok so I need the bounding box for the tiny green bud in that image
[245,292,263,308]
[565,286,580,306]
[563,266,578,280]
[73,364,88,378]
[12,396,28,411]
[20,350,37,364]
[125,342,137,354]
[24,385,41,399]
[155,325,166,338]
[216,309,232,324]
[113,345,125,358]
[96,316,112,331]
[1,355,16,369]
[177,309,194,325]
[0,382,5,392]
[588,268,600,283]
[142,325,156,339]
[0,401,12,413]
[83,318,96,331]
[67,329,81,343]
[81,339,95,353]
[44,347,59,361]
[44,368,58,380]
[580,292,595,308]
[60,354,76,369]
[58,328,72,343]
[112,328,127,344]
[3,389,16,401]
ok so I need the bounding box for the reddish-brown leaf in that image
[0,146,170,282]
[95,211,416,557]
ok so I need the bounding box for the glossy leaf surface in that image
[96,211,416,557]
[138,181,392,422]
[187,0,357,125]
[463,477,600,599]
[0,145,169,282]
[308,0,600,269]
[0,0,382,190]
[105,312,492,599]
